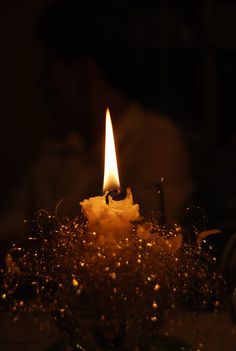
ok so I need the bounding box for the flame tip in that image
[106,107,110,117]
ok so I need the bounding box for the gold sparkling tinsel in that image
[0,208,225,350]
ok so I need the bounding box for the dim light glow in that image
[103,108,120,193]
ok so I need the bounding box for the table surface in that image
[0,310,235,351]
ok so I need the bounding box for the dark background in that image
[0,0,236,249]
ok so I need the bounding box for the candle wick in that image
[105,188,121,205]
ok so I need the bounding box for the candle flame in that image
[103,108,120,193]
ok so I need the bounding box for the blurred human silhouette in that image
[0,0,193,244]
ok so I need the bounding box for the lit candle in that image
[80,108,141,244]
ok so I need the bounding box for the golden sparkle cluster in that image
[0,206,224,349]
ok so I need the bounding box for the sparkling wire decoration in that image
[0,203,224,350]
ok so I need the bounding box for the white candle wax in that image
[80,188,140,243]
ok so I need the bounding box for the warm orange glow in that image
[103,108,120,193]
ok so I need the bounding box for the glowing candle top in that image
[103,108,120,193]
[80,108,141,243]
